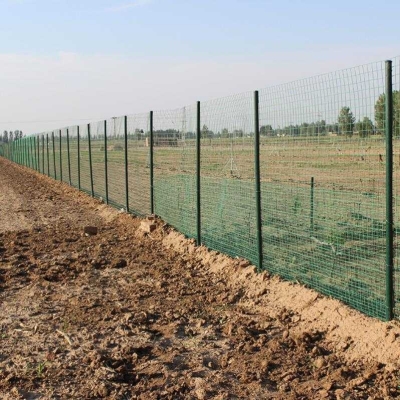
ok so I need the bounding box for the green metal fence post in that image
[59,130,63,182]
[37,135,40,172]
[52,131,57,180]
[310,177,315,236]
[32,136,36,170]
[23,138,25,166]
[28,137,31,168]
[254,91,263,271]
[23,138,26,166]
[26,138,29,167]
[42,135,45,174]
[77,126,81,190]
[196,101,201,246]
[67,128,71,185]
[35,136,39,171]
[150,111,154,214]
[46,133,50,176]
[385,59,394,321]
[30,136,34,169]
[88,123,94,197]
[124,115,129,212]
[104,120,109,204]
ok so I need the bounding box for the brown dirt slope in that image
[0,157,400,399]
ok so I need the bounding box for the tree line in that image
[260,91,400,138]
[1,130,24,143]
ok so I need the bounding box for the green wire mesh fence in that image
[393,56,400,319]
[2,57,400,321]
[259,61,387,319]
[127,113,151,217]
[153,106,197,239]
[201,92,258,265]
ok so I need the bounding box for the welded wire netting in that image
[200,93,257,265]
[52,131,60,180]
[127,113,151,216]
[79,125,91,195]
[153,106,197,237]
[106,117,125,208]
[259,61,387,319]
[68,126,79,188]
[60,129,69,184]
[393,56,400,319]
[90,121,106,200]
[3,57,400,321]
[46,132,55,179]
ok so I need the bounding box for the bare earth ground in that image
[1,158,400,399]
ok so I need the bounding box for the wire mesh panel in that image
[89,121,106,199]
[393,56,400,319]
[153,106,197,237]
[68,126,79,188]
[127,113,151,216]
[200,93,257,264]
[40,135,46,174]
[79,124,91,194]
[259,61,387,319]
[59,129,68,183]
[106,117,126,208]
[46,132,55,178]
[52,131,60,180]
[30,136,37,170]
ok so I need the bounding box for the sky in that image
[1,0,400,135]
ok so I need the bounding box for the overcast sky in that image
[1,0,400,135]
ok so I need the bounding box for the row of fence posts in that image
[5,60,396,320]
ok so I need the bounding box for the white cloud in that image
[105,0,152,12]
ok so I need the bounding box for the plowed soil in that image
[1,157,400,400]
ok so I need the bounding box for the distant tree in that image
[338,107,355,137]
[201,124,208,139]
[316,120,327,136]
[260,125,274,136]
[221,128,229,138]
[299,123,309,136]
[374,91,400,136]
[355,117,374,138]
[2,131,8,143]
[9,131,14,142]
[133,128,144,140]
[233,129,244,138]
[327,122,339,134]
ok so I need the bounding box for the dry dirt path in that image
[0,158,400,399]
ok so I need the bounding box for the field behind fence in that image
[1,57,400,321]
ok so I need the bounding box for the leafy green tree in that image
[338,107,355,137]
[355,117,374,138]
[374,91,400,136]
